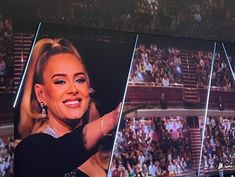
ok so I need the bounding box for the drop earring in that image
[88,88,95,107]
[88,88,95,94]
[40,102,47,115]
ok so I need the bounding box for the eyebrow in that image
[51,72,86,79]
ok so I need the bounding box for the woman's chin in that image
[65,110,86,120]
[62,118,83,129]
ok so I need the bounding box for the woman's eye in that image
[54,80,65,85]
[75,78,86,83]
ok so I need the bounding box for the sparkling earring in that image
[88,88,95,94]
[40,102,47,115]
[88,88,95,108]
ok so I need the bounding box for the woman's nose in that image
[68,82,78,95]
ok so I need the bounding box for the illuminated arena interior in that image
[110,34,235,177]
[0,11,235,177]
[0,15,13,177]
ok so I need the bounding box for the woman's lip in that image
[63,98,82,108]
[63,97,81,103]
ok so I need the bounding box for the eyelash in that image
[75,78,86,83]
[54,80,65,85]
[53,78,86,85]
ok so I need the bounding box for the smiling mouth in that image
[64,98,82,107]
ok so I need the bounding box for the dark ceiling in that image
[1,0,235,42]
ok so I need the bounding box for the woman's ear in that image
[34,83,46,104]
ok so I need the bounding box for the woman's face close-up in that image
[36,53,90,122]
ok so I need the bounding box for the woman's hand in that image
[83,104,121,149]
[100,103,121,135]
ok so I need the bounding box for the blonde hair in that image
[19,38,99,138]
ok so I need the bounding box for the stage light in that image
[176,66,182,74]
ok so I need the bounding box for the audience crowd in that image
[20,0,235,42]
[193,50,212,88]
[193,50,234,90]
[129,42,234,91]
[129,44,183,86]
[110,116,193,177]
[0,136,14,177]
[0,14,13,92]
[202,116,235,171]
[212,53,234,90]
[227,53,235,84]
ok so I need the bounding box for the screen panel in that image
[109,33,235,177]
[12,21,137,177]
